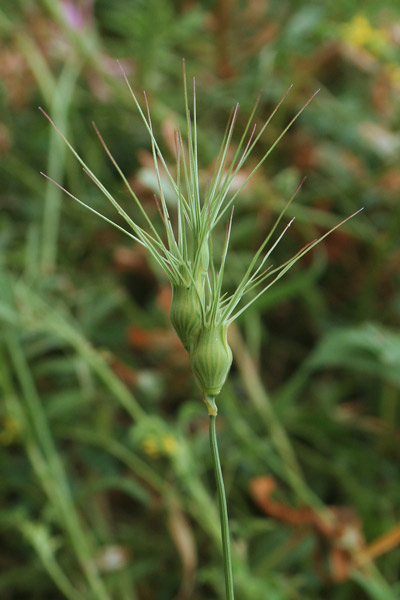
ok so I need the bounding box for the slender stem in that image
[208,402,235,600]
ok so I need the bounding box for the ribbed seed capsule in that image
[170,284,202,351]
[191,323,232,396]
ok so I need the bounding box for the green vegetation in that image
[1,1,400,599]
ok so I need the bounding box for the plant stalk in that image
[208,397,234,600]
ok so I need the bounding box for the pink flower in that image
[61,0,93,30]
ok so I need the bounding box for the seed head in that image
[40,62,363,413]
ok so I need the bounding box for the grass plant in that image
[2,2,400,597]
[39,61,362,599]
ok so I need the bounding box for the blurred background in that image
[1,1,400,598]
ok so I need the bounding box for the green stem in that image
[208,400,234,600]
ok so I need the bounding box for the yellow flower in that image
[161,435,178,455]
[142,433,178,458]
[0,416,19,445]
[341,14,389,53]
[142,435,160,459]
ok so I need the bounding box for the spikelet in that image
[191,323,232,397]
[169,283,202,351]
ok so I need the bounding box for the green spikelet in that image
[191,323,233,396]
[170,284,202,351]
[199,238,209,273]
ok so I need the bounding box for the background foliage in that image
[1,1,400,598]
